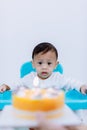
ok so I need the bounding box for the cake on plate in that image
[12,87,64,120]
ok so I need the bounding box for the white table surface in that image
[0,105,81,128]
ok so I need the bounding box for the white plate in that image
[0,105,81,127]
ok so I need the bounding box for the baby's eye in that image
[38,62,42,65]
[48,62,52,65]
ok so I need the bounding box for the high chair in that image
[1,61,87,115]
[0,61,63,110]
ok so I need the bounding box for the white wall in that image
[0,0,87,85]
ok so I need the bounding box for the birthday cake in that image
[12,87,64,120]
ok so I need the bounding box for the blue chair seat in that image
[65,89,87,110]
[0,91,12,110]
[1,89,87,110]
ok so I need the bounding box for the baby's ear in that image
[55,61,59,69]
[56,61,59,66]
[57,61,59,64]
[31,60,35,68]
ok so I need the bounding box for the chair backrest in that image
[20,61,63,78]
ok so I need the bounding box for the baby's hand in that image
[0,84,10,93]
[80,85,87,94]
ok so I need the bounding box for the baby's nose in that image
[42,63,48,68]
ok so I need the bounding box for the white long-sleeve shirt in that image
[11,72,83,92]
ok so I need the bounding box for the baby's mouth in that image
[41,72,48,75]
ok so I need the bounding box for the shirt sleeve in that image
[6,72,35,91]
[58,74,84,92]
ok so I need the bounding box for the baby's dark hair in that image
[32,42,58,60]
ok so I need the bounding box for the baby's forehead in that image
[33,53,57,62]
[35,51,56,57]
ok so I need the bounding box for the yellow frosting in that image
[13,89,64,112]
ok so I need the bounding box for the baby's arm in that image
[0,84,10,92]
[0,73,33,93]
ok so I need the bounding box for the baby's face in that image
[32,51,58,79]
